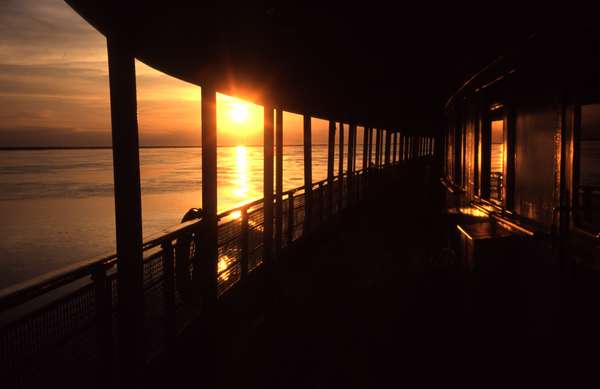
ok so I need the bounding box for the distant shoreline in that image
[0,144,339,151]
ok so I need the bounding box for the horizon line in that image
[0,144,364,151]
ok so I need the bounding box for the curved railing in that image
[0,164,382,385]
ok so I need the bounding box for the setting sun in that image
[230,103,249,123]
[217,93,263,145]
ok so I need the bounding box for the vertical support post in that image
[400,134,404,162]
[107,34,144,381]
[303,114,312,233]
[393,131,398,164]
[368,127,374,168]
[347,124,356,204]
[275,109,284,254]
[338,122,345,209]
[327,120,336,217]
[362,126,369,197]
[362,126,369,171]
[198,86,218,302]
[352,124,358,202]
[264,105,274,262]
[347,123,355,173]
[198,87,218,388]
[384,129,391,165]
[375,128,381,167]
[353,125,358,172]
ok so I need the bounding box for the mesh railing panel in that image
[281,197,290,248]
[0,281,98,381]
[217,237,242,295]
[248,206,265,271]
[293,193,305,241]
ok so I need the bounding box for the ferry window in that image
[489,119,504,203]
[576,103,600,231]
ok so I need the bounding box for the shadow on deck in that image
[146,170,585,387]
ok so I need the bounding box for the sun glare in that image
[230,103,249,123]
[217,93,263,145]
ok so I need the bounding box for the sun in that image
[230,103,249,123]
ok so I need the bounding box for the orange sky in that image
[0,0,336,147]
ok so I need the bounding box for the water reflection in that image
[217,146,263,211]
[233,145,249,198]
[0,145,327,289]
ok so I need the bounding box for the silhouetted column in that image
[384,129,391,165]
[353,125,358,172]
[338,122,345,207]
[199,86,218,301]
[347,124,355,204]
[375,128,381,166]
[107,34,144,382]
[392,131,398,164]
[347,123,355,173]
[327,120,336,216]
[368,127,374,167]
[303,114,312,232]
[275,109,283,254]
[362,126,369,170]
[264,106,274,261]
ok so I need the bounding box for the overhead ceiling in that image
[66,1,547,133]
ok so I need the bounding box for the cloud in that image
[0,127,111,148]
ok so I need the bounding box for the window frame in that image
[573,100,600,233]
[478,103,514,210]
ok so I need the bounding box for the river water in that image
[0,145,354,289]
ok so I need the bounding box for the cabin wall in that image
[444,79,563,232]
[464,112,477,201]
[513,103,560,229]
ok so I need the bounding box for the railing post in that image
[385,129,391,166]
[338,122,345,210]
[347,123,356,205]
[375,128,381,167]
[93,264,113,383]
[350,125,356,169]
[318,181,324,224]
[198,86,218,303]
[392,130,398,165]
[363,126,370,198]
[327,120,336,218]
[362,126,369,171]
[264,105,275,263]
[275,109,284,255]
[161,241,176,348]
[106,33,144,382]
[352,124,358,203]
[240,207,249,277]
[175,235,193,303]
[303,114,312,234]
[368,127,374,168]
[288,193,295,245]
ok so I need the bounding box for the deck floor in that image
[145,170,582,387]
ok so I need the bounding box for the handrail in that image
[0,172,358,313]
[0,217,207,312]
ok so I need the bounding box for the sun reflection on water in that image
[218,255,232,281]
[233,145,249,199]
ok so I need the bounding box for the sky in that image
[0,0,330,147]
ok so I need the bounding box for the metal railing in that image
[0,160,404,386]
